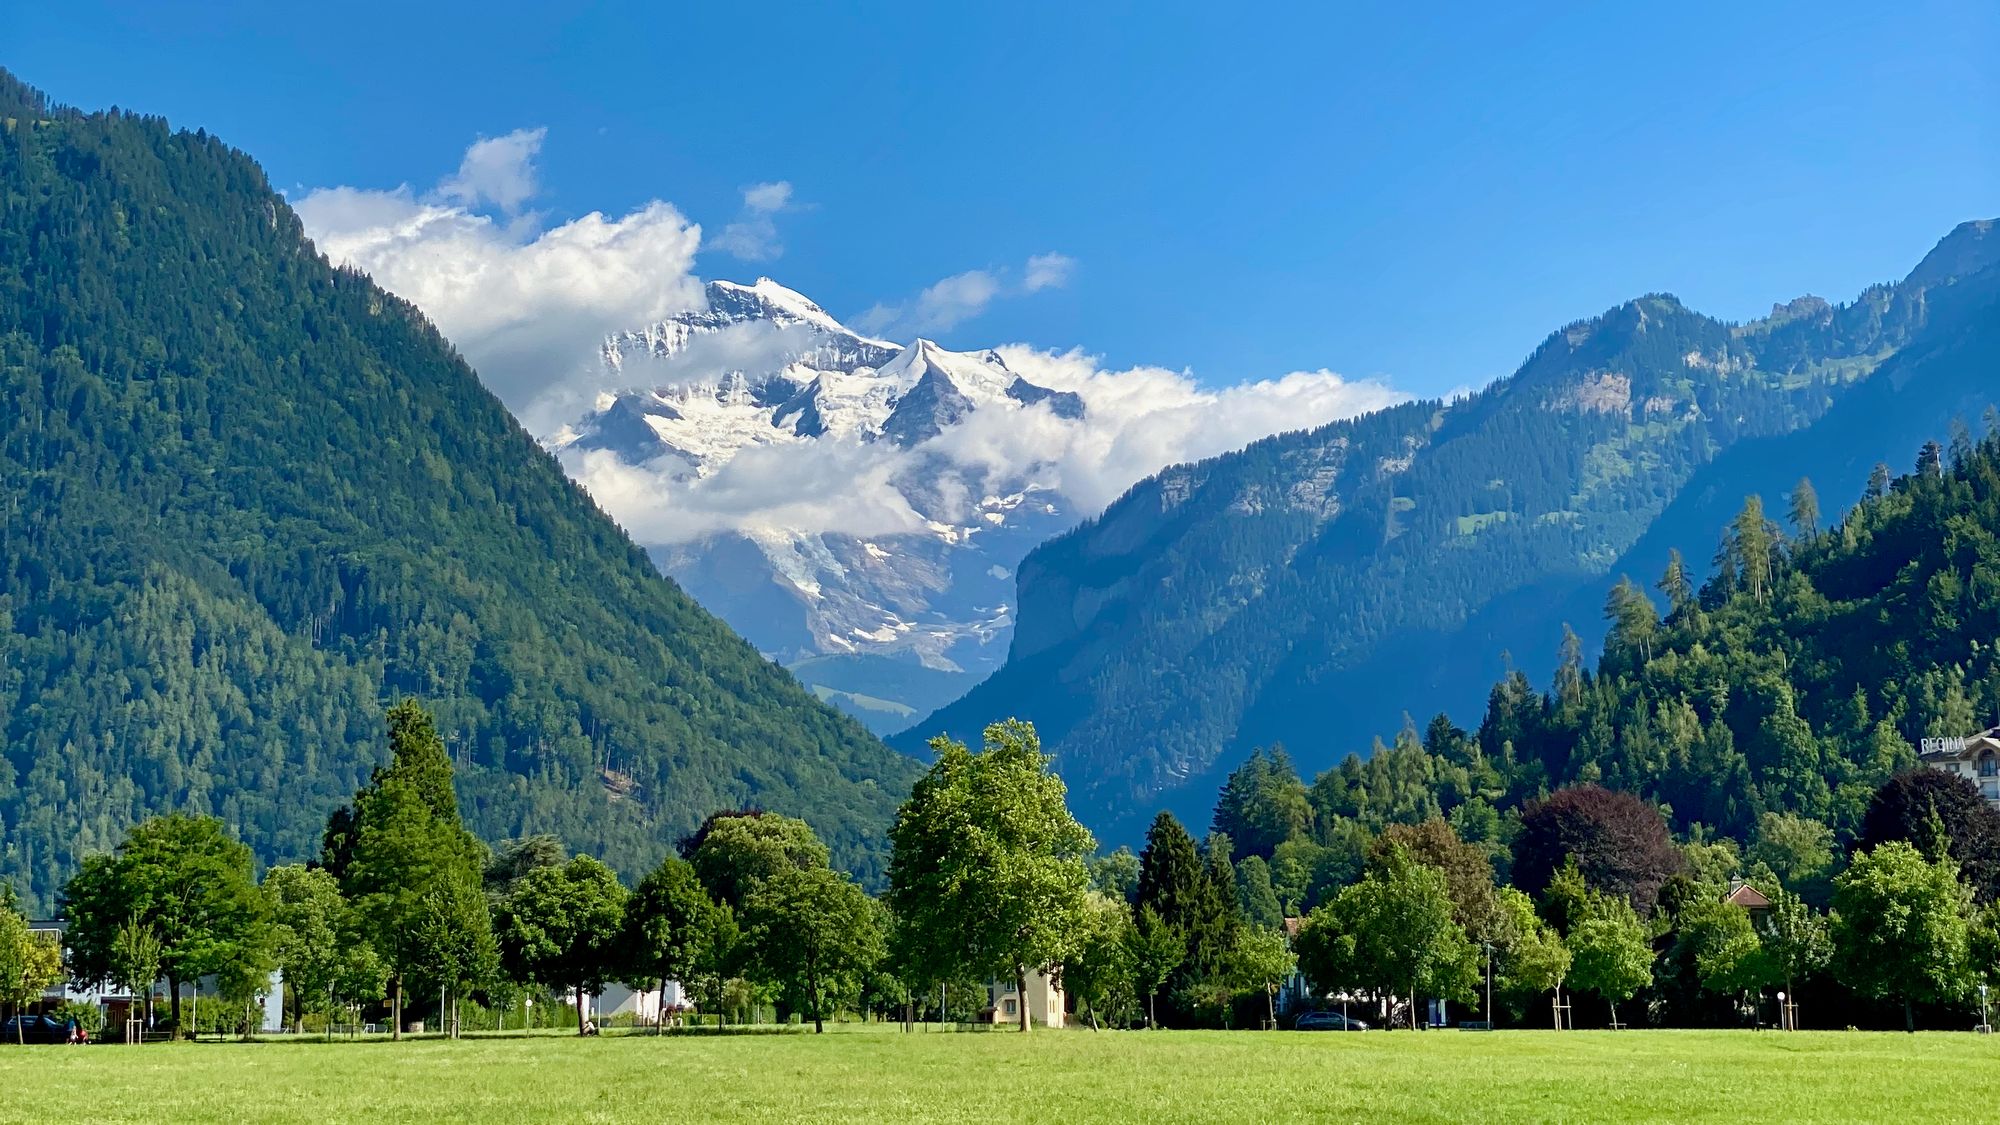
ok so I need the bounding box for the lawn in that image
[3,1026,1997,1123]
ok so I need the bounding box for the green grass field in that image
[4,1026,1997,1123]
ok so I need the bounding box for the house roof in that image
[1724,882,1772,909]
[1918,726,2000,764]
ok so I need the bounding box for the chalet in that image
[1918,727,2000,808]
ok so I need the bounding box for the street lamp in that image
[1482,941,1493,1028]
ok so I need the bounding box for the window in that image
[1004,999,1017,1016]
[1981,752,1997,778]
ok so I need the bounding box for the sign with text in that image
[1922,736,1970,755]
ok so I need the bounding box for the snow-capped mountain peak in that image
[545,276,1098,733]
[559,284,1085,468]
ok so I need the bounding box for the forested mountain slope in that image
[0,71,916,908]
[910,220,1999,839]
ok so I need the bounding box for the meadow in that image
[4,1026,1998,1123]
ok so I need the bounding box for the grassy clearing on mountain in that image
[4,1028,1995,1123]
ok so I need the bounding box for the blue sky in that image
[8,0,1995,398]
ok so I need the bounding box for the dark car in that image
[1294,1010,1368,1031]
[0,1014,73,1044]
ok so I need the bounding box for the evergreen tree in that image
[1788,477,1820,538]
[338,701,492,1040]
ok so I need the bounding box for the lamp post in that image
[1482,941,1493,1028]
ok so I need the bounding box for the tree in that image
[1788,477,1820,538]
[1295,845,1477,1028]
[1512,785,1683,913]
[1857,770,2000,902]
[262,865,350,1032]
[741,865,883,1033]
[109,913,163,1037]
[1373,819,1501,942]
[497,855,629,1035]
[1565,894,1654,1027]
[1133,811,1238,1019]
[0,906,62,1043]
[59,814,270,1032]
[1657,549,1694,617]
[1211,747,1314,859]
[1235,856,1284,929]
[1228,926,1297,1028]
[887,720,1095,1032]
[1089,848,1142,901]
[686,812,830,912]
[1756,889,1831,1028]
[484,836,568,895]
[1748,813,1836,902]
[619,855,731,1032]
[1603,577,1659,667]
[337,701,493,1039]
[1674,896,1765,1002]
[1127,906,1181,1029]
[1062,894,1138,1029]
[1729,495,1778,601]
[1832,841,1972,1031]
[1492,888,1569,1023]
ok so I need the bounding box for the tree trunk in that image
[658,977,669,1035]
[1018,968,1032,1033]
[1609,999,1619,1029]
[1904,997,1915,1033]
[576,985,586,1035]
[1148,993,1156,1030]
[168,973,182,1031]
[391,975,403,1041]
[1267,984,1277,1028]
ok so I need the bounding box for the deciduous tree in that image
[497,855,629,1035]
[887,720,1094,1031]
[1832,841,1972,1032]
[741,865,883,1033]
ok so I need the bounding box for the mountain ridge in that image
[906,220,2000,840]
[0,70,916,907]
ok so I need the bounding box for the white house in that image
[587,980,692,1024]
[1919,727,2000,807]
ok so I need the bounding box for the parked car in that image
[1294,1010,1368,1031]
[1,1014,73,1044]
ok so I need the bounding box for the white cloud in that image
[858,253,1073,337]
[712,180,797,261]
[294,133,704,432]
[438,127,546,214]
[1023,252,1076,292]
[570,440,928,545]
[566,343,1408,548]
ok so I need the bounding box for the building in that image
[586,980,691,1025]
[986,969,1064,1028]
[25,919,284,1037]
[1918,727,2000,807]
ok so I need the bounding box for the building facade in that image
[986,969,1064,1028]
[1918,726,2000,807]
